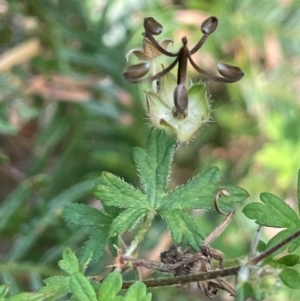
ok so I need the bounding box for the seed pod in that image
[201,16,218,35]
[218,63,244,81]
[144,17,163,35]
[123,63,150,80]
[173,83,188,119]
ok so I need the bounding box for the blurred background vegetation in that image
[0,0,299,300]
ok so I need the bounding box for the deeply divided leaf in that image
[159,209,204,250]
[133,129,176,207]
[94,172,148,209]
[243,193,299,228]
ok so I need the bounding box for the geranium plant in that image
[3,15,300,301]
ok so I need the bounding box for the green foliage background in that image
[0,0,299,300]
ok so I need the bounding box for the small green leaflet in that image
[97,271,122,301]
[275,254,300,267]
[242,170,300,290]
[58,248,79,274]
[243,170,300,253]
[124,281,151,301]
[243,193,299,228]
[94,129,248,249]
[280,267,300,289]
[54,248,98,301]
[63,203,112,227]
[70,272,97,301]
[39,276,70,301]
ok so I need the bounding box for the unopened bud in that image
[123,63,150,80]
[218,63,244,81]
[201,16,218,35]
[144,17,163,35]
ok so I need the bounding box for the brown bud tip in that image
[123,63,150,80]
[201,16,218,35]
[144,17,163,35]
[217,63,244,81]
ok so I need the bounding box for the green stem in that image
[125,211,156,256]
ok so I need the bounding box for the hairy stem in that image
[124,211,156,256]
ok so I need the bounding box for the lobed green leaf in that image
[69,272,97,301]
[133,129,176,207]
[280,267,300,289]
[94,172,148,209]
[63,203,112,227]
[97,271,122,301]
[110,208,148,236]
[243,193,299,228]
[59,248,79,274]
[159,209,204,250]
[160,167,220,210]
